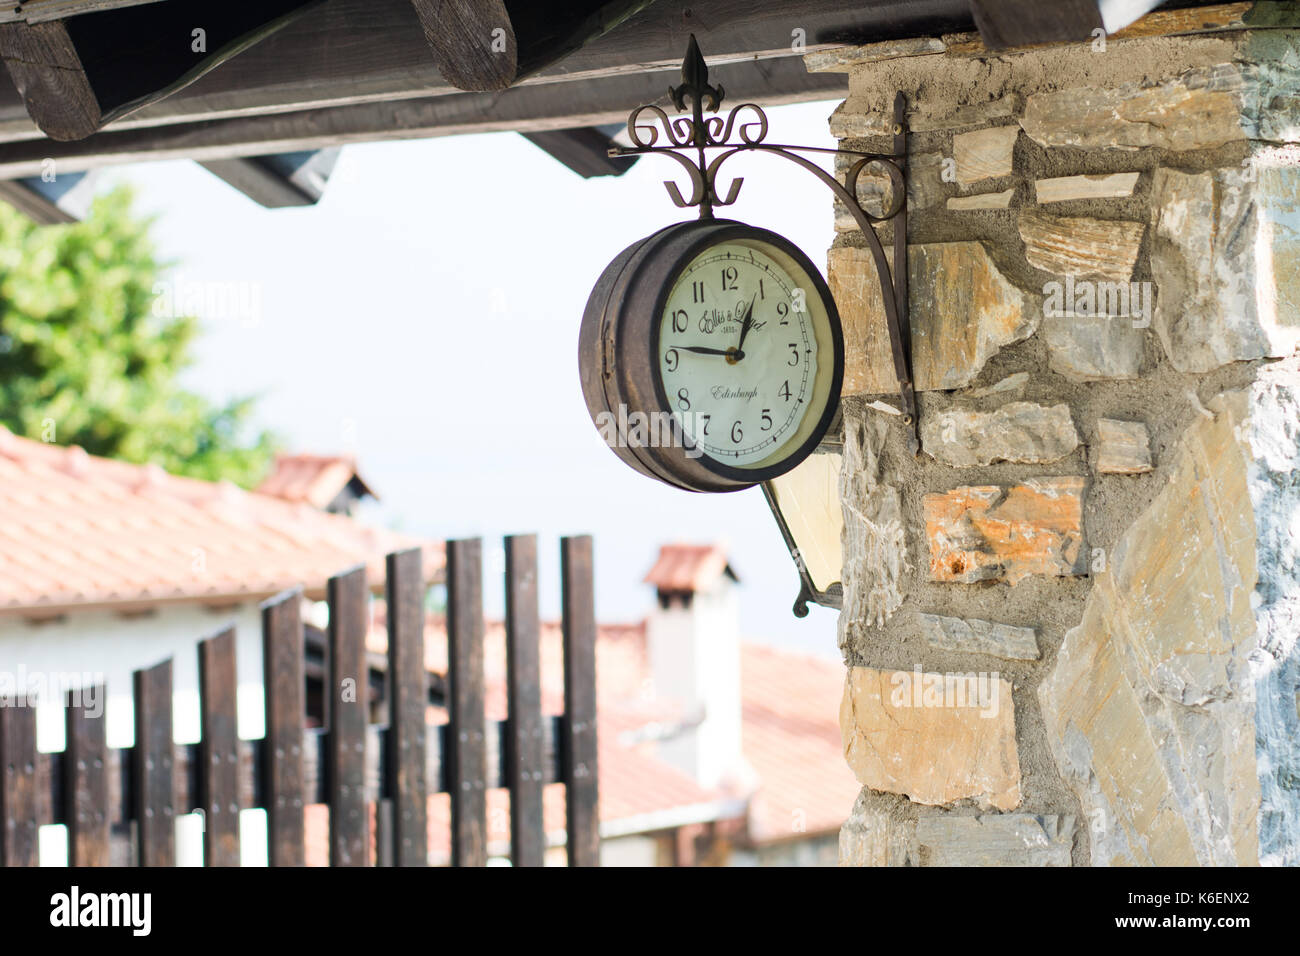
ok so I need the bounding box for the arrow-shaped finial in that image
[670,33,724,114]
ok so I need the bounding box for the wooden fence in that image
[0,534,598,867]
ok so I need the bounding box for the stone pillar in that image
[813,7,1300,866]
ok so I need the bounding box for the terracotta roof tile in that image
[0,429,442,613]
[642,542,737,592]
[257,453,376,509]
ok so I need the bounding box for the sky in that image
[106,99,845,659]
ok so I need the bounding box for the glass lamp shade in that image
[761,449,844,617]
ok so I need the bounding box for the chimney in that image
[643,543,743,790]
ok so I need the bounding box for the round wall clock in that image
[579,219,843,492]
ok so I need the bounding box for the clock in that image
[579,219,843,492]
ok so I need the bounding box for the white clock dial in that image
[657,239,827,469]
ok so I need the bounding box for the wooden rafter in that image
[0,53,845,179]
[0,0,321,140]
[0,0,972,144]
[413,0,660,92]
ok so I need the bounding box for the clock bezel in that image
[648,226,842,483]
[579,218,844,493]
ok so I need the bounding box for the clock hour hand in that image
[735,294,758,353]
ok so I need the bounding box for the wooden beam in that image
[0,0,321,141]
[0,1,169,25]
[967,0,1103,49]
[199,148,339,207]
[521,126,638,178]
[0,20,101,142]
[0,0,966,143]
[0,55,845,178]
[414,0,658,92]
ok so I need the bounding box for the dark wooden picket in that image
[0,701,37,866]
[199,628,241,867]
[65,686,109,866]
[385,547,427,867]
[561,535,599,867]
[446,538,487,867]
[133,659,175,866]
[263,589,306,866]
[505,533,545,867]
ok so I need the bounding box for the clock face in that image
[656,238,835,470]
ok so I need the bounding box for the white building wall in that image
[646,579,743,790]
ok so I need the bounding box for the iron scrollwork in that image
[611,34,920,454]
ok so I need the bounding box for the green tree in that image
[0,185,276,487]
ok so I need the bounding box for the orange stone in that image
[923,477,1087,585]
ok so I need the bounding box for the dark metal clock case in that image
[578,218,844,493]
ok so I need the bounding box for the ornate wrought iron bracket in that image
[610,35,920,454]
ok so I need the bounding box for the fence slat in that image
[0,701,38,866]
[385,548,427,866]
[263,589,305,866]
[328,565,369,866]
[561,535,599,867]
[133,658,175,866]
[505,533,545,867]
[65,685,109,866]
[447,537,487,867]
[199,628,241,867]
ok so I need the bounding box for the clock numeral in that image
[721,266,738,292]
[701,414,711,436]
[672,309,689,333]
[677,388,690,412]
[777,301,790,325]
[664,348,679,373]
[692,280,705,304]
[731,420,743,444]
[779,380,791,402]
[761,409,772,431]
[787,343,799,366]
[758,278,766,300]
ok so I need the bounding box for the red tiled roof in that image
[0,429,442,614]
[740,644,860,844]
[642,542,737,592]
[257,453,375,509]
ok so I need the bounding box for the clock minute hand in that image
[735,294,758,353]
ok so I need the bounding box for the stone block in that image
[828,241,1036,395]
[923,477,1087,585]
[920,401,1079,467]
[841,666,1020,810]
[952,125,1018,184]
[1095,418,1153,474]
[1035,172,1140,203]
[915,612,1040,661]
[1149,158,1300,373]
[1043,313,1145,382]
[914,813,1074,866]
[839,792,1075,866]
[1019,210,1144,281]
[947,188,1015,210]
[839,414,907,629]
[1038,389,1275,865]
